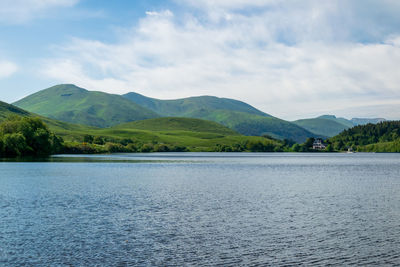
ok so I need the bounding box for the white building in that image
[312,138,326,150]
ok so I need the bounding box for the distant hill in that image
[329,121,400,152]
[14,84,159,128]
[292,115,388,137]
[351,118,386,126]
[123,92,315,142]
[293,115,353,137]
[318,115,354,128]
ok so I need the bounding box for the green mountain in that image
[0,101,283,153]
[329,121,400,152]
[123,92,315,142]
[14,84,159,128]
[12,84,318,142]
[293,115,353,137]
[123,92,269,117]
[318,115,354,128]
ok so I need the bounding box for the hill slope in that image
[293,115,352,137]
[1,100,99,140]
[14,84,159,128]
[114,117,239,135]
[329,121,400,152]
[123,92,314,142]
[97,117,281,152]
[1,101,282,152]
[0,100,30,120]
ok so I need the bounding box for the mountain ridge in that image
[123,91,315,142]
[14,84,160,128]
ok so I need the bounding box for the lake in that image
[1,153,400,266]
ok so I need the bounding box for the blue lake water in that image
[1,153,400,266]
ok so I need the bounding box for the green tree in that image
[0,116,64,157]
[83,134,94,143]
[93,136,105,145]
[3,133,28,157]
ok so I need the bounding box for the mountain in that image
[123,92,269,117]
[317,115,354,128]
[0,102,283,153]
[14,84,159,128]
[351,118,386,126]
[293,115,388,137]
[293,115,354,137]
[123,92,315,142]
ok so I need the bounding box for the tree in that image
[93,136,105,145]
[0,116,64,157]
[83,134,94,143]
[2,133,28,157]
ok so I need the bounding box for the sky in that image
[0,0,399,120]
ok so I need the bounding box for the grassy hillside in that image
[293,117,350,137]
[329,121,400,152]
[0,101,30,120]
[96,118,280,152]
[1,100,99,140]
[190,109,315,142]
[123,92,314,142]
[114,117,239,135]
[14,84,159,127]
[57,117,284,153]
[0,102,283,152]
[318,115,354,128]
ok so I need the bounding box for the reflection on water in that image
[1,153,400,266]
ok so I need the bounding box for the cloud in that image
[0,0,79,23]
[41,1,400,119]
[0,61,18,78]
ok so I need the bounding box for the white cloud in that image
[41,1,400,120]
[0,0,79,23]
[0,61,18,78]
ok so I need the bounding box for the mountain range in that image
[10,84,387,142]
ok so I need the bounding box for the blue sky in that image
[0,0,400,120]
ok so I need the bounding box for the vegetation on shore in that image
[328,121,400,152]
[0,116,63,157]
[0,115,291,157]
[2,96,399,156]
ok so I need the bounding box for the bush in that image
[105,142,126,153]
[93,136,105,145]
[0,116,62,157]
[140,143,154,153]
